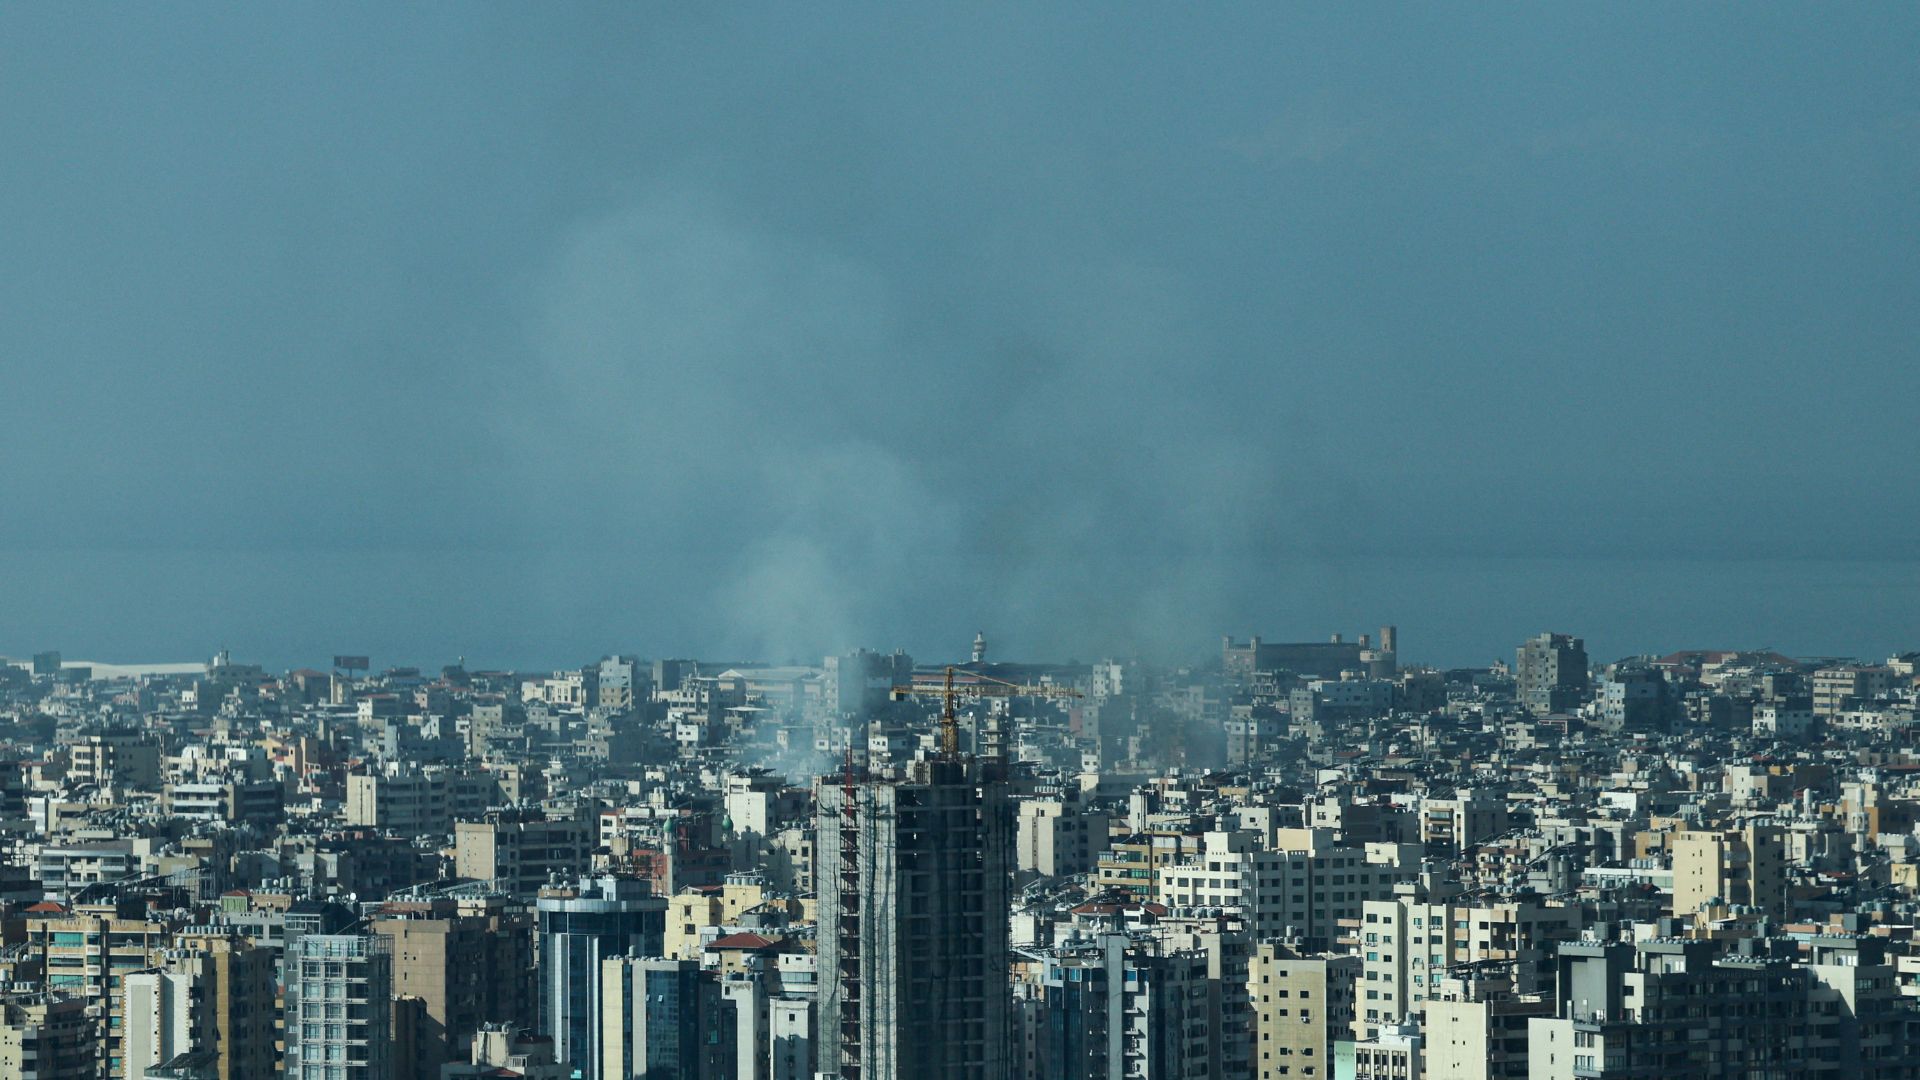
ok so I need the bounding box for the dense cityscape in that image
[8,4,1918,1080]
[1,630,1919,1078]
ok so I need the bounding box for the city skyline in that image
[3,7,1918,1078]
[5,568,1915,679]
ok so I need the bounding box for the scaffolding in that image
[839,751,864,1080]
[829,753,1012,1080]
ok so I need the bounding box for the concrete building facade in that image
[1515,634,1588,717]
[1671,823,1786,924]
[817,758,1012,1080]
[284,933,394,1080]
[1250,943,1358,1080]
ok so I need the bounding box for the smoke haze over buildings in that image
[2,6,1917,668]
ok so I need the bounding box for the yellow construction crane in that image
[891,665,1084,757]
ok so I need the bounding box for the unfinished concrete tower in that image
[817,755,1011,1080]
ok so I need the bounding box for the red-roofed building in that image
[705,931,784,974]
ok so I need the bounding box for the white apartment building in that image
[1356,891,1578,1040]
[1156,828,1416,945]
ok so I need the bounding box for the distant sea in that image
[1,549,1913,673]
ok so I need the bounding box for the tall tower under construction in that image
[817,755,1012,1080]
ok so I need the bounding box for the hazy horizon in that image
[4,7,1916,669]
[4,551,1913,675]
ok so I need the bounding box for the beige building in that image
[454,808,593,897]
[122,967,193,1080]
[1094,830,1199,900]
[1670,823,1785,923]
[28,904,173,1077]
[444,1025,569,1078]
[663,879,788,960]
[161,778,283,823]
[768,826,813,893]
[1424,986,1550,1080]
[35,842,145,900]
[66,729,161,790]
[1251,943,1357,1080]
[1419,790,1509,854]
[0,991,94,1080]
[1812,666,1893,716]
[372,896,535,1078]
[122,931,276,1080]
[1015,798,1113,878]
[665,890,723,961]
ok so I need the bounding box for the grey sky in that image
[2,6,1916,669]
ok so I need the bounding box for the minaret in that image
[971,631,987,665]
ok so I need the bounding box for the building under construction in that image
[817,755,1012,1080]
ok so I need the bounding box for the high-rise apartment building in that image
[121,931,275,1080]
[27,903,172,1078]
[1017,932,1229,1080]
[346,765,495,834]
[1528,937,1920,1080]
[1155,828,1417,948]
[598,956,727,1080]
[122,969,193,1080]
[0,991,94,1080]
[1810,666,1893,717]
[817,758,1012,1080]
[1250,943,1358,1080]
[770,995,817,1080]
[65,728,162,790]
[1115,943,1216,1080]
[455,806,594,897]
[596,655,644,710]
[1422,981,1549,1080]
[536,876,666,1077]
[1162,918,1256,1080]
[1015,797,1112,878]
[284,933,393,1080]
[1596,664,1672,734]
[1670,822,1786,924]
[1515,634,1588,717]
[1356,889,1577,1041]
[1418,790,1509,855]
[372,894,535,1078]
[824,649,915,719]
